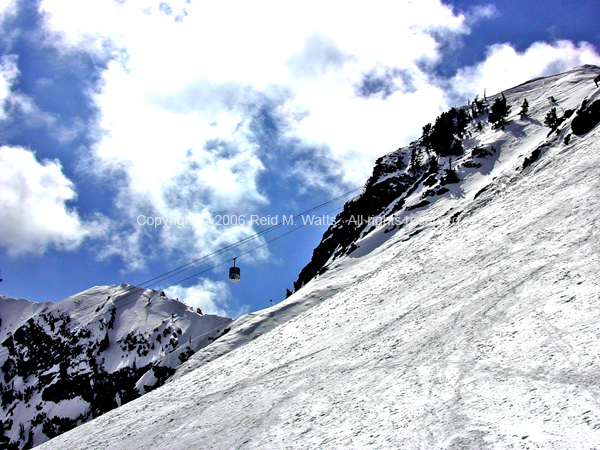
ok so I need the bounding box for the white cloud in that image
[0,146,104,256]
[36,0,474,267]
[165,279,232,317]
[0,0,15,20]
[465,4,499,25]
[451,40,600,100]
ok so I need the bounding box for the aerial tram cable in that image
[160,199,345,291]
[99,186,363,295]
[133,186,364,289]
[163,222,310,290]
[106,189,360,304]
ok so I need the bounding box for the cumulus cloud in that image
[0,146,104,256]
[451,40,600,100]
[165,279,232,317]
[35,0,600,272]
[35,0,473,268]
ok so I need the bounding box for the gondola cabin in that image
[229,258,241,283]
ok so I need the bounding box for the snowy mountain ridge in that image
[38,65,600,449]
[294,64,600,289]
[0,284,231,449]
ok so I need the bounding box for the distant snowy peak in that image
[0,297,50,342]
[294,64,600,290]
[0,284,232,449]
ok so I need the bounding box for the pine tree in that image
[520,98,529,117]
[430,111,455,157]
[488,94,511,130]
[470,97,478,118]
[544,107,559,129]
[472,95,486,116]
[421,123,432,150]
[455,108,470,136]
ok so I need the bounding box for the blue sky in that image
[0,0,599,317]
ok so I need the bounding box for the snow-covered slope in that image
[0,285,231,449]
[39,65,600,449]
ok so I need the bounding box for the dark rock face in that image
[293,101,505,291]
[294,145,442,290]
[294,151,418,290]
[571,100,600,135]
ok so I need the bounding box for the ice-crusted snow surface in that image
[39,66,600,449]
[0,285,231,448]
